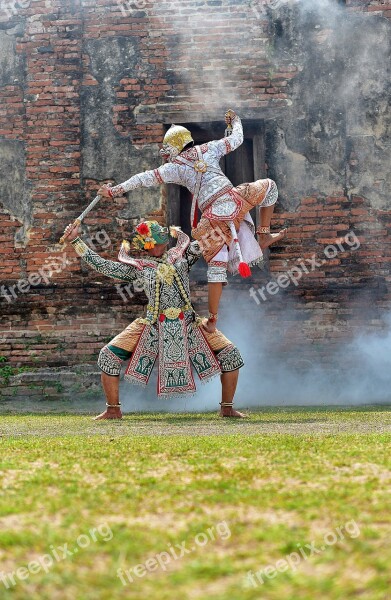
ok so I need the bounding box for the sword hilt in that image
[225,109,235,137]
[59,218,81,244]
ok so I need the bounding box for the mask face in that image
[151,224,169,245]
[159,144,179,162]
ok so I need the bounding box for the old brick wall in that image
[0,0,390,377]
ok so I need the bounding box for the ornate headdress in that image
[160,124,194,161]
[119,222,186,267]
[129,220,169,251]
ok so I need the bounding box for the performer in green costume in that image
[63,219,245,420]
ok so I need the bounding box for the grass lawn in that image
[0,407,390,600]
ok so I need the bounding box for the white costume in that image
[110,115,278,283]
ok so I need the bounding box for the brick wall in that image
[0,0,390,376]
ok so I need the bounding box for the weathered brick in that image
[0,0,390,381]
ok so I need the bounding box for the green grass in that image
[0,408,390,599]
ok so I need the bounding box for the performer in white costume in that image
[98,110,287,332]
[62,219,246,420]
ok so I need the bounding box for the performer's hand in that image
[98,183,113,198]
[225,109,236,125]
[62,221,81,243]
[202,317,217,334]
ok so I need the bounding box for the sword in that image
[59,194,102,244]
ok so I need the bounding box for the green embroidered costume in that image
[71,229,244,398]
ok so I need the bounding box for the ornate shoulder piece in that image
[167,227,190,263]
[117,240,146,270]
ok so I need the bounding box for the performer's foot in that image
[219,402,247,418]
[202,318,217,334]
[258,228,287,250]
[93,405,123,420]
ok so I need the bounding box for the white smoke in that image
[120,0,391,412]
[224,293,391,408]
[119,285,391,413]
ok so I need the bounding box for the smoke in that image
[150,0,390,127]
[120,284,391,413]
[118,0,391,412]
[293,0,390,109]
[148,0,380,113]
[227,291,391,407]
[149,0,279,113]
[148,0,390,205]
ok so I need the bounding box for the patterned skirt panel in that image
[97,318,244,376]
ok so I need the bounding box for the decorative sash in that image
[157,316,196,397]
[188,321,222,383]
[174,146,227,228]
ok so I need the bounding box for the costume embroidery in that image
[72,232,235,398]
[216,344,245,372]
[106,115,279,281]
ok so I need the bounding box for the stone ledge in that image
[0,365,102,402]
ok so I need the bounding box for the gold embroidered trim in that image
[71,238,88,256]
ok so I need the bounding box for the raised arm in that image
[208,110,244,160]
[168,227,203,270]
[62,222,138,282]
[99,162,182,199]
[71,238,138,282]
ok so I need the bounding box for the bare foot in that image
[93,407,123,421]
[219,407,248,418]
[202,318,217,334]
[258,228,287,250]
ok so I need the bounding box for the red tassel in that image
[238,262,252,278]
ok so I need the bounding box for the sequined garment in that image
[109,115,279,282]
[71,231,244,397]
[71,231,201,325]
[110,116,244,214]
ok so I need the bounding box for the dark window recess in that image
[274,19,284,38]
